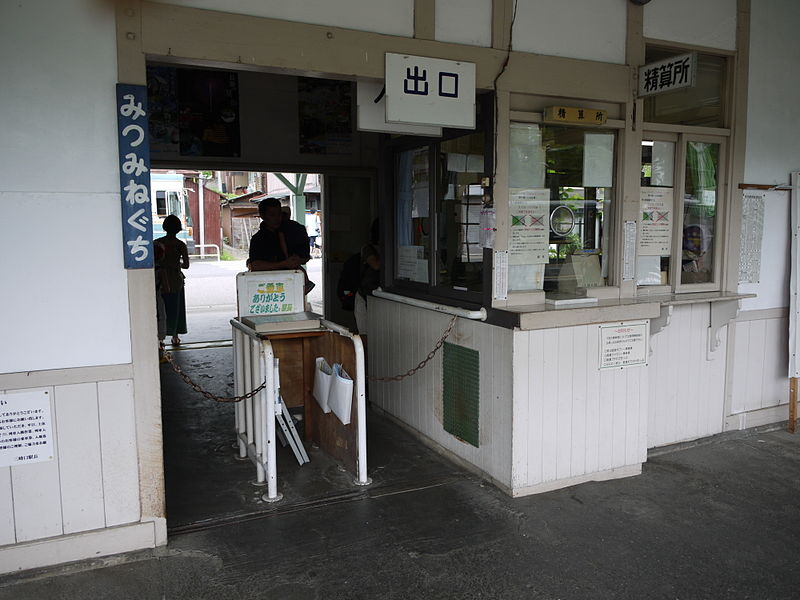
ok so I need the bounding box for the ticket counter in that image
[368,291,750,497]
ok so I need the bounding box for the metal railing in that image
[188,243,221,261]
[231,318,369,502]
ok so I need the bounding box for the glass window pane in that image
[156,190,167,216]
[643,50,726,128]
[395,147,430,283]
[638,139,674,286]
[507,124,614,294]
[438,133,485,292]
[681,141,719,284]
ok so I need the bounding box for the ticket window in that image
[638,135,725,290]
[507,123,616,295]
[638,47,730,292]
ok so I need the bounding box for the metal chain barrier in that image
[163,351,265,403]
[163,314,458,398]
[369,315,458,382]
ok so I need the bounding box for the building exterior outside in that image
[1,0,798,574]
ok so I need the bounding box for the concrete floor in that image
[2,347,800,598]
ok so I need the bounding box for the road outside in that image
[180,257,324,344]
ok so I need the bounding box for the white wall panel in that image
[0,467,13,546]
[0,0,118,194]
[744,0,800,185]
[436,0,492,47]
[644,0,736,51]
[9,388,63,543]
[729,316,789,414]
[512,324,648,490]
[55,383,105,534]
[0,193,132,374]
[512,0,627,64]
[739,190,791,311]
[740,1,800,311]
[0,391,14,545]
[369,299,513,486]
[0,1,132,375]
[159,0,414,37]
[648,304,726,448]
[98,380,141,527]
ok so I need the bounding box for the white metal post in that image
[233,328,247,458]
[243,338,254,447]
[198,178,206,258]
[262,341,282,502]
[352,334,371,486]
[251,337,265,484]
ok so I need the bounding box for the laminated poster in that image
[639,187,673,256]
[509,189,550,265]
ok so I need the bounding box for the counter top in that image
[503,291,754,331]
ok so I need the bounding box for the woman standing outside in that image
[155,214,190,346]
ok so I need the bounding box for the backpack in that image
[337,252,362,311]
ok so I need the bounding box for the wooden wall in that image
[727,312,790,429]
[647,304,727,448]
[369,298,514,487]
[0,381,140,546]
[511,324,649,495]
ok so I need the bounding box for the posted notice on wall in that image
[509,189,550,265]
[599,321,649,370]
[639,187,673,256]
[0,389,54,468]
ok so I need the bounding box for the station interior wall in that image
[0,0,798,573]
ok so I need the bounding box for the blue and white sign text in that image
[116,84,154,268]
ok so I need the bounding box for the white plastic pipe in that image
[372,289,487,321]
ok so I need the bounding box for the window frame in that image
[384,96,494,308]
[507,112,626,297]
[637,44,734,295]
[639,129,729,294]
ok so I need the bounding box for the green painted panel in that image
[442,342,479,448]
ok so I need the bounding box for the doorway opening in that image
[146,63,458,532]
[152,168,327,348]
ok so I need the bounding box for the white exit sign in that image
[385,53,476,130]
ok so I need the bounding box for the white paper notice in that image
[493,250,509,300]
[651,141,675,186]
[398,245,429,283]
[598,321,649,370]
[583,133,614,188]
[739,190,765,284]
[0,389,54,467]
[480,207,496,249]
[639,187,673,256]
[509,189,550,265]
[509,123,545,188]
[623,220,637,281]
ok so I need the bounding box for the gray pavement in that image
[180,257,324,344]
[5,258,798,598]
[1,422,799,599]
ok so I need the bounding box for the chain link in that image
[163,315,458,399]
[163,351,266,403]
[368,315,458,382]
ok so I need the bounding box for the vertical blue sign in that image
[116,84,153,269]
